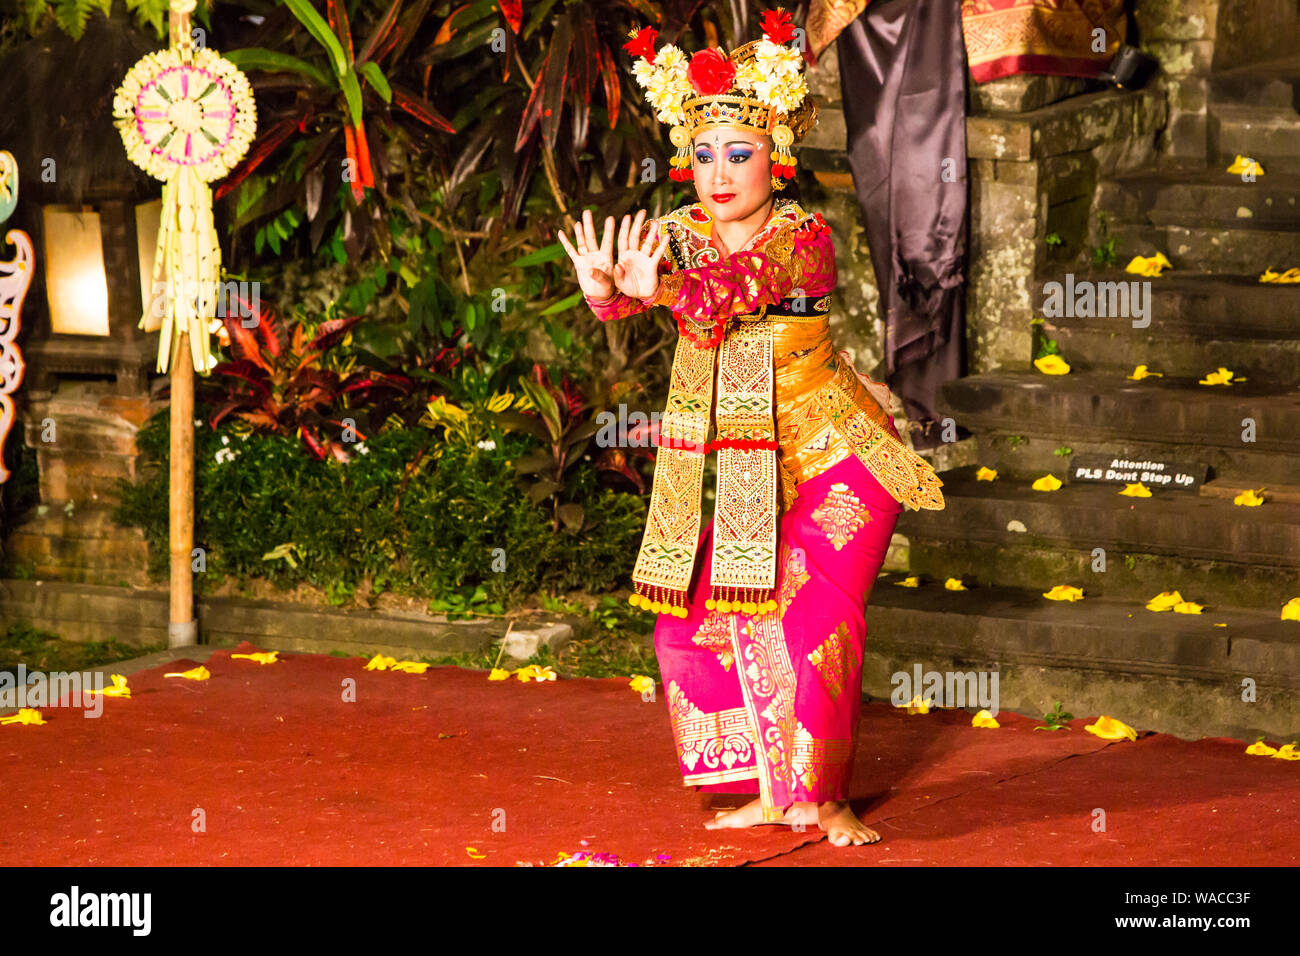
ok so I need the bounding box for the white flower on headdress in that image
[632,58,656,88]
[733,60,763,94]
[656,44,689,77]
[646,70,690,124]
[754,71,808,113]
[753,38,803,80]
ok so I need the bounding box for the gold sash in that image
[629,318,781,618]
[629,310,947,619]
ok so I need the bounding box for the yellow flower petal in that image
[466,846,487,859]
[629,675,655,694]
[1031,474,1063,492]
[1145,590,1184,612]
[1281,598,1300,622]
[1173,600,1205,614]
[972,709,1000,728]
[1085,715,1137,741]
[1034,354,1071,375]
[1272,743,1300,761]
[975,466,998,481]
[895,576,921,588]
[1226,154,1264,176]
[0,708,47,726]
[1118,482,1152,498]
[1125,253,1172,277]
[904,695,931,715]
[1198,366,1244,386]
[1245,740,1278,756]
[364,654,398,671]
[231,651,279,664]
[1043,585,1085,602]
[391,661,430,674]
[515,665,557,683]
[1265,267,1300,284]
[944,577,967,591]
[163,665,211,680]
[488,668,512,681]
[88,674,131,698]
[1127,364,1164,380]
[1233,488,1266,506]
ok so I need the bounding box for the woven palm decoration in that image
[112,0,256,374]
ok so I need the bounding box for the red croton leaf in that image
[498,0,522,34]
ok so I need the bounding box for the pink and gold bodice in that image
[586,199,911,499]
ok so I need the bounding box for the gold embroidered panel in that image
[691,613,735,671]
[807,621,861,701]
[811,482,872,551]
[667,680,756,774]
[790,721,854,791]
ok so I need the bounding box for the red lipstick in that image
[712,193,735,203]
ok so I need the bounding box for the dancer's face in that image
[691,127,774,224]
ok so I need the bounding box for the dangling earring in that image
[669,125,693,182]
[770,123,795,191]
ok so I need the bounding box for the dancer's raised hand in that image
[556,209,616,300]
[613,209,670,300]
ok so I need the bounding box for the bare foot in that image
[818,800,880,846]
[704,797,818,829]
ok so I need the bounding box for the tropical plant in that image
[201,290,408,460]
[494,363,599,533]
[7,0,178,41]
[221,0,455,259]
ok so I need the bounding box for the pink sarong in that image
[652,437,903,821]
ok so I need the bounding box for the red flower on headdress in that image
[687,47,737,96]
[759,8,797,45]
[623,26,659,64]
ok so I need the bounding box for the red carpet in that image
[2,641,1296,866]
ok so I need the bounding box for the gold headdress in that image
[623,9,818,191]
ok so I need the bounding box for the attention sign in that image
[1069,454,1208,491]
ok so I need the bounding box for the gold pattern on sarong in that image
[691,613,735,671]
[666,680,755,773]
[776,540,811,620]
[807,621,860,701]
[812,482,871,551]
[735,614,801,820]
[791,721,854,791]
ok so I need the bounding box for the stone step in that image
[1095,168,1300,226]
[939,370,1300,484]
[897,465,1300,608]
[1207,53,1300,110]
[1210,104,1300,174]
[0,579,573,663]
[1098,218,1300,274]
[866,577,1300,739]
[1030,270,1300,381]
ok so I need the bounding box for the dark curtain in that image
[837,0,969,449]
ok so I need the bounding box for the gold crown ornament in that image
[623,9,818,191]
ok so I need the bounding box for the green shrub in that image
[114,409,646,609]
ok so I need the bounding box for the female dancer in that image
[557,10,945,847]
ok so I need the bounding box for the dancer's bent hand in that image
[613,208,670,301]
[557,209,616,300]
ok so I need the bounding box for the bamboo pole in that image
[167,0,197,648]
[169,333,195,646]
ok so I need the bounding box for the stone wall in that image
[797,0,1271,401]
